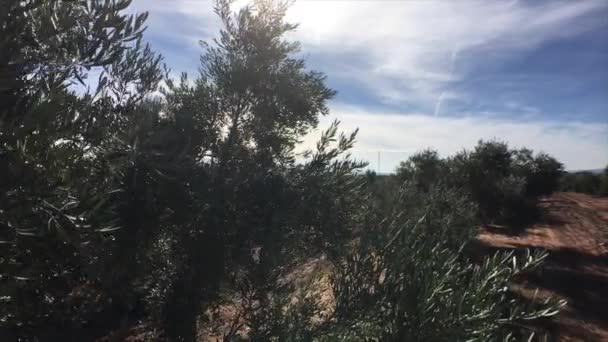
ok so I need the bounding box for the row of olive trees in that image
[559,167,608,196]
[1,1,563,341]
[395,141,564,227]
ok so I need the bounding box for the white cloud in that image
[134,0,606,110]
[298,104,608,172]
[130,0,608,171]
[283,0,606,108]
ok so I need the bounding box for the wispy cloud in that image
[130,0,608,170]
[282,0,607,110]
[434,48,460,118]
[134,0,606,111]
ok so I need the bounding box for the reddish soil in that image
[479,192,608,341]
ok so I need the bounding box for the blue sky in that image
[130,0,608,171]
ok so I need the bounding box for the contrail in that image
[434,47,459,118]
[433,92,446,118]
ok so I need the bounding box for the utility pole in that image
[377,151,381,174]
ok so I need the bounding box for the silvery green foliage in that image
[219,184,563,341]
[1,0,165,337]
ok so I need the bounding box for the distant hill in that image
[567,169,605,175]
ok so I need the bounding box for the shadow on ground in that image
[477,193,608,341]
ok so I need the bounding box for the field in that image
[479,193,608,341]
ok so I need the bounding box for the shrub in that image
[522,152,564,197]
[395,149,447,191]
[601,167,608,196]
[466,140,517,223]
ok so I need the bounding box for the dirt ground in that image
[479,192,608,341]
